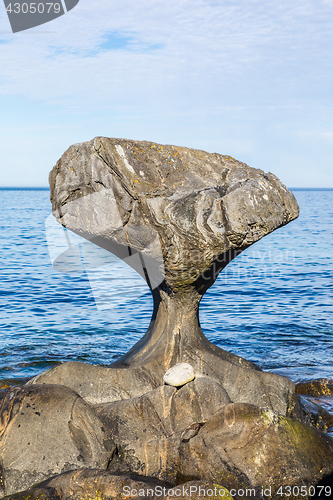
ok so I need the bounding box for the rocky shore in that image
[1,138,333,499]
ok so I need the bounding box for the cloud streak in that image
[0,0,332,187]
[1,0,333,104]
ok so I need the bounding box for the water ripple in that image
[0,188,332,386]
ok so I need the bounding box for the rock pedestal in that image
[1,138,333,499]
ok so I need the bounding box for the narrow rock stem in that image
[112,286,202,371]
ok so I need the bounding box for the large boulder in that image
[180,403,333,494]
[91,383,333,493]
[49,138,299,293]
[0,385,114,497]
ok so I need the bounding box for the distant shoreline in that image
[0,187,49,190]
[1,186,333,191]
[290,187,333,191]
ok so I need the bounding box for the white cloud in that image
[1,0,332,104]
[0,0,332,186]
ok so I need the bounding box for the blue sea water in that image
[0,188,332,395]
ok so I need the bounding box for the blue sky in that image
[0,0,332,187]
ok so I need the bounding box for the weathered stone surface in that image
[49,138,299,292]
[24,139,310,498]
[90,383,333,493]
[296,378,333,396]
[299,396,333,432]
[29,351,299,422]
[94,377,230,444]
[0,385,114,497]
[163,363,195,387]
[3,470,233,500]
[90,379,231,484]
[180,403,333,494]
[29,362,157,405]
[2,139,333,498]
[33,397,332,498]
[47,138,299,367]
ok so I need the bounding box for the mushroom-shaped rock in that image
[31,138,300,417]
[163,363,195,387]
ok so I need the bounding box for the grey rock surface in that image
[0,385,114,497]
[90,382,333,492]
[49,137,299,293]
[3,471,234,500]
[93,377,231,447]
[5,393,331,499]
[180,403,333,493]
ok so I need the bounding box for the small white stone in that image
[163,362,195,387]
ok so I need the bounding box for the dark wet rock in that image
[3,470,234,500]
[296,378,333,396]
[3,486,60,500]
[0,385,114,497]
[299,396,333,432]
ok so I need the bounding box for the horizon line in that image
[1,186,333,191]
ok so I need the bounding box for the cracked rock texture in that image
[49,137,299,292]
[3,471,233,500]
[0,385,114,497]
[93,384,333,491]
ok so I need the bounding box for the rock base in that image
[0,355,333,499]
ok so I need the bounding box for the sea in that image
[0,187,332,414]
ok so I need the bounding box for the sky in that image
[0,0,332,188]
